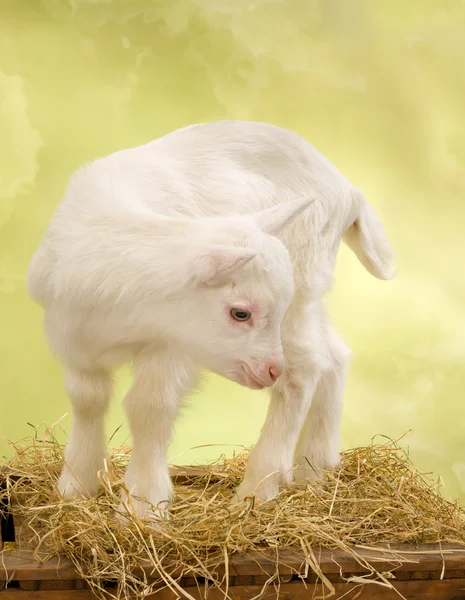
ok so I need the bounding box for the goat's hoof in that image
[57,469,99,499]
[293,453,341,483]
[234,477,280,504]
[116,493,170,528]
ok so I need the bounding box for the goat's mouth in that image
[239,365,268,390]
[242,374,265,390]
[229,368,264,390]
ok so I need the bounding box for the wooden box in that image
[2,467,465,599]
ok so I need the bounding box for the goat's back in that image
[29,121,362,304]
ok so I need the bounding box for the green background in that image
[1,0,464,503]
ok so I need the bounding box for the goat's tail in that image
[342,188,396,280]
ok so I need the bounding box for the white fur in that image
[27,120,395,518]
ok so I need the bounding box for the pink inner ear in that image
[207,255,222,280]
[199,246,257,285]
[194,255,218,284]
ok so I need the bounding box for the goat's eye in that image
[230,308,252,322]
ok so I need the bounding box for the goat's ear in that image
[190,245,257,286]
[255,196,316,237]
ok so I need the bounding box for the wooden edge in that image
[1,467,226,488]
[229,544,465,576]
[1,579,465,599]
[169,465,234,485]
[1,543,465,582]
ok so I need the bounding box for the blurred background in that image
[1,0,464,503]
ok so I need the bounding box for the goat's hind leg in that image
[235,302,321,502]
[293,324,351,481]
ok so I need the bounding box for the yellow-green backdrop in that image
[1,0,464,503]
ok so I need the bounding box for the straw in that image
[1,426,464,599]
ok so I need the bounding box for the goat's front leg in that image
[235,347,320,502]
[120,347,198,521]
[58,367,112,498]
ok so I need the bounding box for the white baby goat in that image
[27,120,395,520]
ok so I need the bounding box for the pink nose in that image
[244,357,284,388]
[267,360,283,383]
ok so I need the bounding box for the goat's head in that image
[166,197,315,389]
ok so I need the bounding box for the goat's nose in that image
[268,361,283,383]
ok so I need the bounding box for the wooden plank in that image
[0,592,95,599]
[228,544,465,577]
[10,569,465,589]
[19,580,77,591]
[154,578,465,599]
[2,544,465,582]
[170,465,225,484]
[0,552,80,582]
[1,579,465,599]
